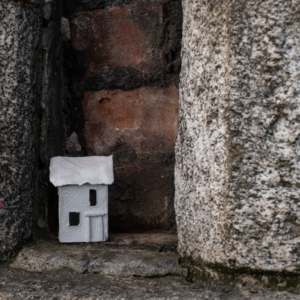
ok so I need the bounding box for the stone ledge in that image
[3,266,300,299]
[181,256,300,293]
[10,240,186,278]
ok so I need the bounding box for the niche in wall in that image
[46,0,182,236]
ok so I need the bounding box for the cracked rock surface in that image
[10,241,186,277]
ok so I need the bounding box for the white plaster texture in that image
[50,156,114,186]
[58,184,108,243]
[175,0,300,273]
[0,0,41,261]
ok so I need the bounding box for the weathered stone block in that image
[71,4,164,77]
[175,0,300,273]
[109,160,176,232]
[0,0,41,261]
[82,86,179,155]
[10,241,187,277]
[82,86,179,231]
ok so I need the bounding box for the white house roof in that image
[50,156,114,187]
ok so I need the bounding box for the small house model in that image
[49,156,114,243]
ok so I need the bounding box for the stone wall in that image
[62,0,182,232]
[175,0,300,273]
[39,0,65,238]
[1,0,300,278]
[0,0,41,261]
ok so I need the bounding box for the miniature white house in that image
[49,156,114,243]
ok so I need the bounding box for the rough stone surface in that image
[175,0,300,273]
[109,157,177,232]
[2,265,300,299]
[82,87,179,156]
[0,0,41,261]
[39,0,65,239]
[82,86,178,231]
[71,4,165,76]
[11,245,89,274]
[64,0,182,92]
[77,1,181,92]
[61,17,71,41]
[59,0,182,233]
[88,249,185,277]
[10,241,186,277]
[66,131,82,153]
[108,233,178,252]
[22,0,42,7]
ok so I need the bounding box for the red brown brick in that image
[82,86,179,156]
[71,4,164,76]
[82,86,179,232]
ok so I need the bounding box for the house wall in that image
[175,0,300,273]
[0,0,41,261]
[58,184,108,242]
[62,0,182,232]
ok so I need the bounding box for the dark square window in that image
[90,189,97,206]
[69,212,80,226]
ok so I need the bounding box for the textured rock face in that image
[82,87,178,156]
[63,0,182,232]
[39,0,65,239]
[10,241,186,278]
[0,0,41,261]
[82,86,179,231]
[71,4,164,76]
[175,0,300,272]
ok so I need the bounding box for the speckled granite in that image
[175,0,300,273]
[0,0,41,261]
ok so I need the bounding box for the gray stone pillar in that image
[175,0,300,273]
[0,0,41,261]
